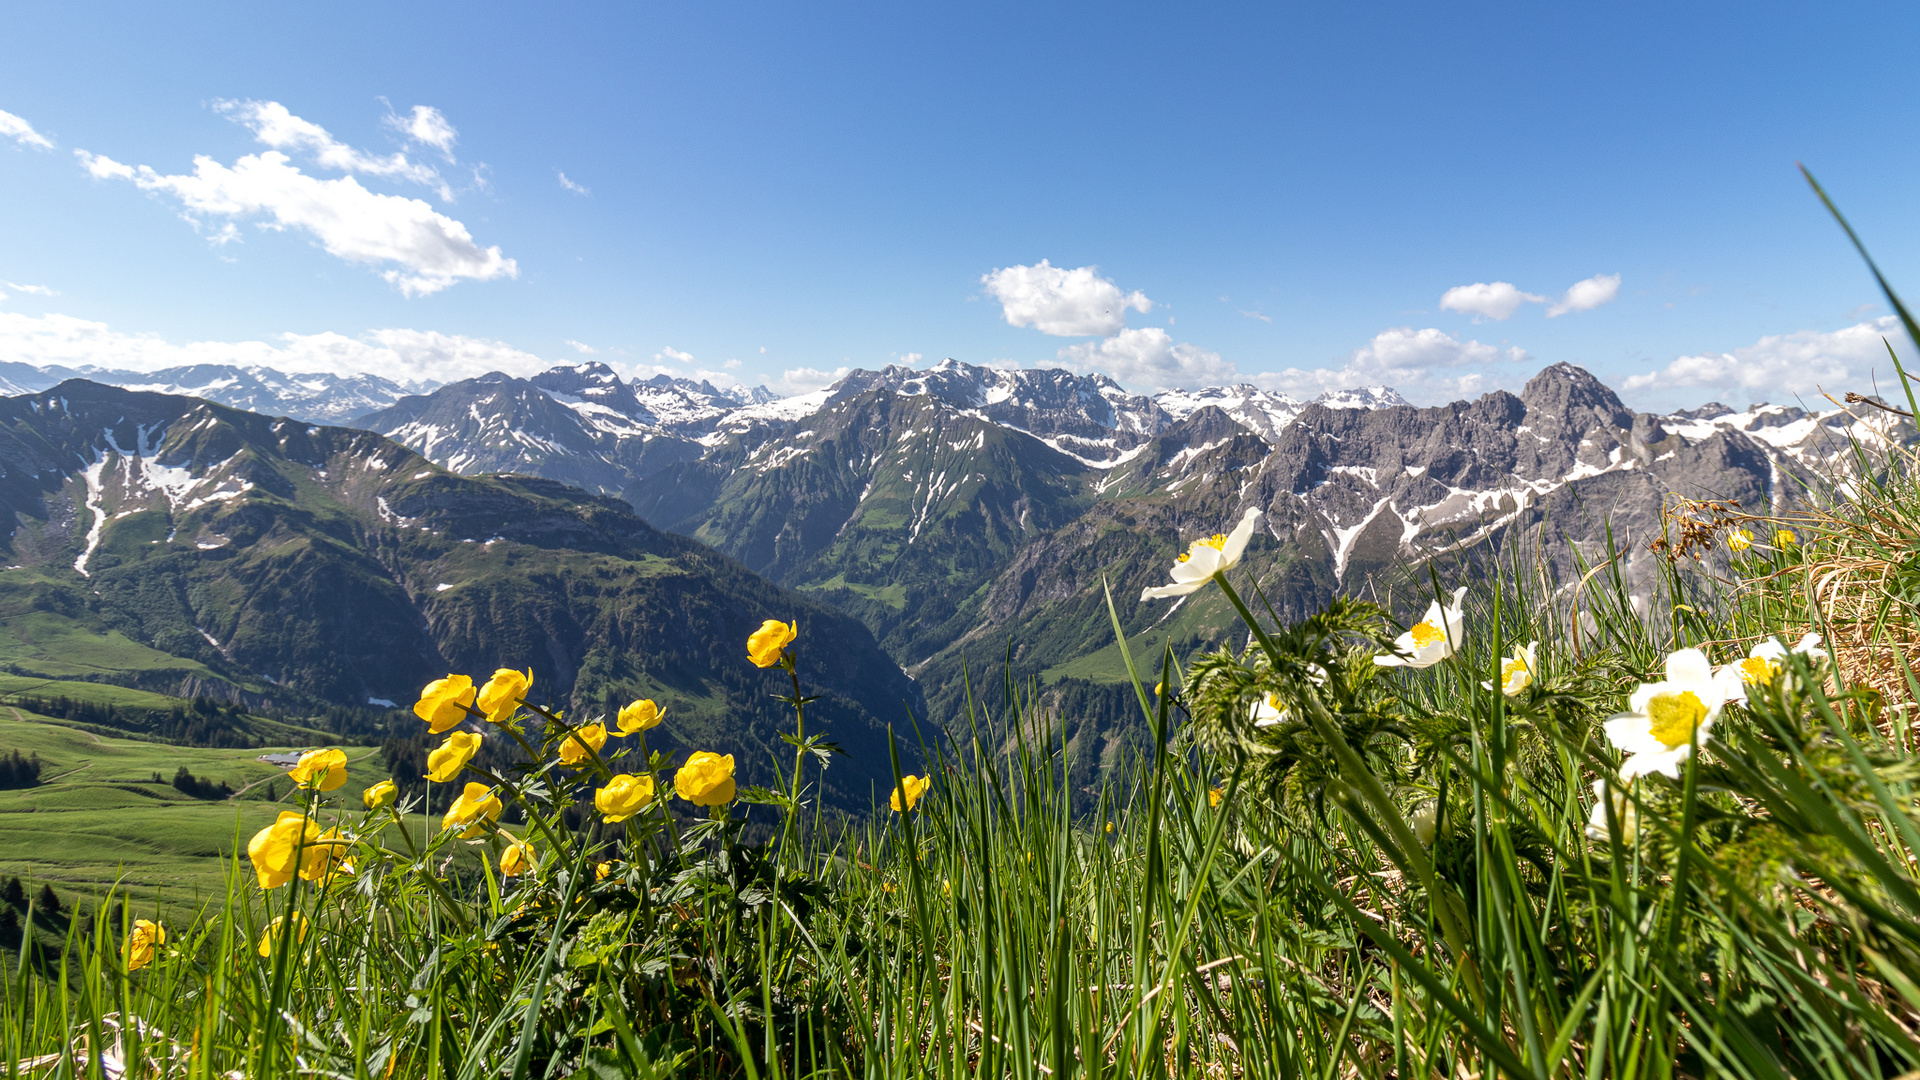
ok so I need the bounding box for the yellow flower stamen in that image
[1501,656,1530,689]
[1646,690,1706,749]
[1410,620,1445,648]
[1738,656,1778,685]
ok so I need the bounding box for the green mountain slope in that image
[0,381,924,807]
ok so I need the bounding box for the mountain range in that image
[348,356,1891,760]
[0,379,923,808]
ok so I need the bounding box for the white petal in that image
[1142,579,1206,600]
[1666,648,1713,686]
[1793,632,1824,654]
[1619,744,1690,781]
[1603,713,1666,754]
[1627,682,1662,715]
[1749,640,1789,663]
[1374,653,1410,667]
[1220,507,1262,565]
[1169,552,1217,583]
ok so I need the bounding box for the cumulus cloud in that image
[656,346,696,364]
[0,109,52,150]
[383,104,457,157]
[565,339,598,354]
[1439,281,1546,322]
[981,260,1152,337]
[557,171,590,195]
[218,100,452,199]
[1253,327,1529,403]
[0,308,547,383]
[74,147,515,296]
[1547,273,1620,317]
[777,366,851,394]
[1622,316,1912,398]
[1056,327,1237,391]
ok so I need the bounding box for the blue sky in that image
[1,1,1916,409]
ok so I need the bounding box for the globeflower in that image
[257,912,308,959]
[675,751,736,807]
[1584,779,1638,844]
[1482,641,1538,696]
[1375,587,1468,669]
[415,674,477,734]
[594,773,656,823]
[443,782,503,838]
[748,619,797,668]
[476,668,532,725]
[498,838,535,878]
[1141,508,1262,601]
[123,919,164,972]
[1728,528,1754,553]
[288,748,348,792]
[247,811,321,890]
[425,731,482,782]
[891,774,929,812]
[1602,647,1729,781]
[363,779,398,810]
[616,698,662,735]
[558,723,609,766]
[1774,529,1797,548]
[302,827,351,885]
[1722,633,1827,705]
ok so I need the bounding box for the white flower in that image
[1141,507,1263,600]
[1481,641,1538,695]
[1584,779,1637,844]
[1251,693,1289,728]
[1410,801,1439,846]
[1601,647,1728,781]
[1375,587,1468,669]
[1719,633,1828,705]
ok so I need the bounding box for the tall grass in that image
[9,204,1920,1079]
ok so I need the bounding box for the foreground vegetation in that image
[9,212,1920,1080]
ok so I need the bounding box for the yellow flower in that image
[362,779,398,810]
[257,912,308,959]
[675,751,737,807]
[498,838,535,877]
[890,774,929,812]
[414,674,477,734]
[1142,508,1262,600]
[123,919,164,972]
[1104,821,1115,834]
[616,698,662,735]
[425,731,483,782]
[748,619,797,668]
[301,827,351,885]
[476,668,531,725]
[595,861,613,882]
[288,748,348,792]
[1207,787,1224,808]
[1728,528,1753,553]
[1774,529,1797,548]
[594,773,656,823]
[247,810,321,890]
[443,782,503,838]
[558,723,609,766]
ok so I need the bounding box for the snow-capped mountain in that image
[0,362,429,424]
[1153,385,1308,442]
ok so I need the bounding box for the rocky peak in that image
[1520,362,1634,430]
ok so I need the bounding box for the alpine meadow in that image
[5,5,1920,1077]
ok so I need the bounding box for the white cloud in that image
[656,346,696,364]
[1254,326,1529,402]
[0,109,53,150]
[1439,281,1546,322]
[895,352,925,366]
[384,105,457,157]
[74,148,515,296]
[981,260,1152,337]
[1239,310,1272,323]
[565,339,598,354]
[776,366,850,394]
[557,171,590,195]
[2,281,54,296]
[1622,316,1911,398]
[1547,273,1621,317]
[1056,327,1237,391]
[0,308,547,383]
[218,100,451,199]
